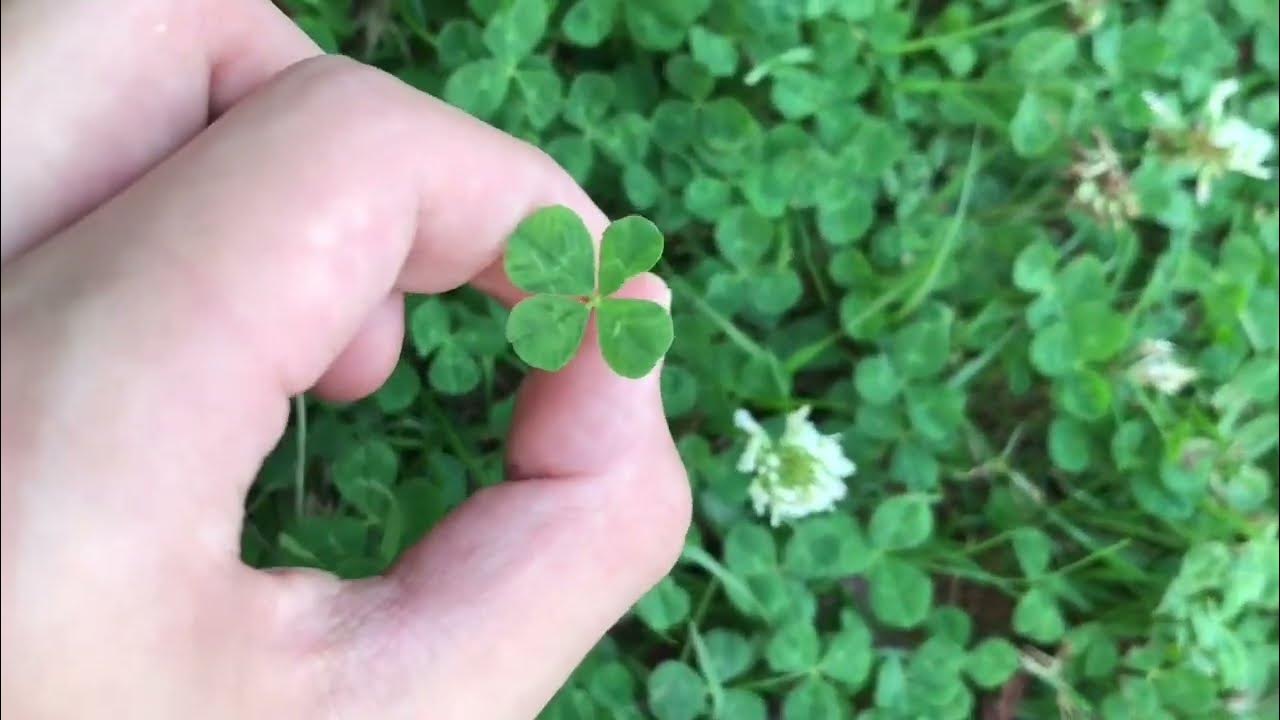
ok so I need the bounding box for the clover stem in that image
[292,394,307,516]
[743,45,815,86]
[889,0,1066,54]
[667,273,790,397]
[895,132,981,320]
[423,393,491,485]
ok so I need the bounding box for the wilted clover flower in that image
[1143,79,1275,204]
[1129,339,1199,395]
[733,406,855,526]
[1072,131,1140,226]
[1068,0,1108,33]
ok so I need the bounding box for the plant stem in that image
[896,132,982,319]
[422,394,490,485]
[948,327,1018,389]
[293,394,308,517]
[1052,539,1134,579]
[889,0,1066,55]
[667,272,790,397]
[687,623,725,714]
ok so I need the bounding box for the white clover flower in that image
[1210,116,1274,180]
[733,406,855,527]
[1144,79,1276,204]
[1199,79,1275,202]
[1129,339,1199,396]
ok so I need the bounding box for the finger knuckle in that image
[273,56,414,145]
[614,453,693,582]
[648,458,695,573]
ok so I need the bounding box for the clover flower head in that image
[1129,339,1198,395]
[1144,79,1276,204]
[1198,79,1275,201]
[733,406,855,527]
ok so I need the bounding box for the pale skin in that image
[0,2,692,718]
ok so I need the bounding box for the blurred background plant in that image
[246,0,1279,717]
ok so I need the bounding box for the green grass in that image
[245,0,1280,717]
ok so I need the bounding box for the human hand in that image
[0,2,691,718]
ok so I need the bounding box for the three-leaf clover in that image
[504,205,674,378]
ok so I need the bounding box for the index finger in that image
[0,0,318,259]
[2,56,609,530]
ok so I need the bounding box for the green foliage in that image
[965,637,1020,689]
[260,0,1280,717]
[648,661,708,720]
[868,494,934,550]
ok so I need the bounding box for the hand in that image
[0,2,691,718]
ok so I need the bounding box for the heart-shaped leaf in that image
[598,215,663,295]
[506,294,590,371]
[868,557,933,629]
[482,0,548,64]
[869,495,934,550]
[428,343,481,395]
[504,205,596,296]
[597,297,673,378]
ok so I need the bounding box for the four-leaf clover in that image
[503,205,674,379]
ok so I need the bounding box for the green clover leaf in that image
[503,205,674,378]
[1009,91,1059,158]
[1013,588,1066,643]
[646,661,708,720]
[869,495,935,550]
[562,0,617,48]
[482,0,548,65]
[598,215,664,295]
[869,557,934,629]
[633,576,691,632]
[442,59,510,119]
[702,628,755,683]
[765,620,821,673]
[782,678,843,720]
[597,298,674,378]
[505,295,590,372]
[965,637,1020,689]
[504,205,596,295]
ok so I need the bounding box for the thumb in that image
[322,273,690,719]
[507,272,675,481]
